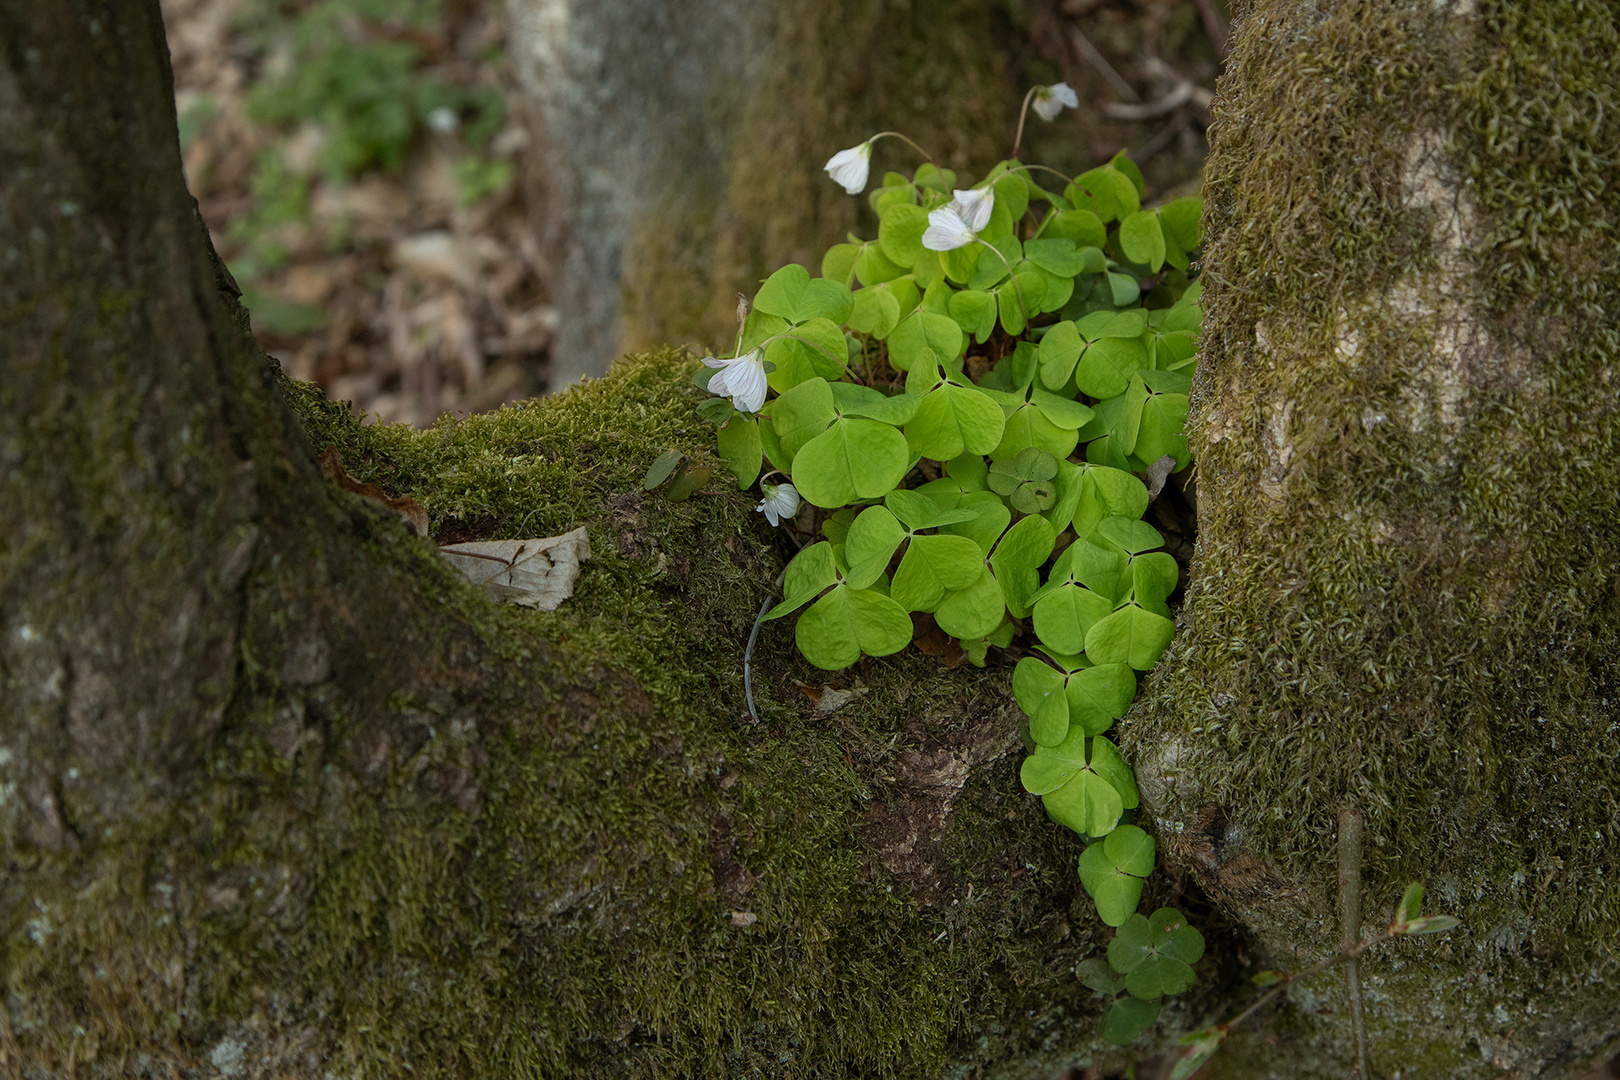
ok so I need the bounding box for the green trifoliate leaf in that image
[1074,336,1148,400]
[1109,149,1146,197]
[792,417,911,508]
[1023,237,1089,277]
[740,310,790,352]
[991,400,1079,462]
[1067,663,1137,736]
[943,491,1010,555]
[848,283,902,338]
[1032,581,1113,656]
[1042,459,1085,534]
[1050,536,1130,599]
[1108,906,1204,998]
[989,513,1056,620]
[794,277,855,324]
[1131,552,1179,605]
[1096,516,1164,555]
[934,566,1006,640]
[1066,165,1139,223]
[1076,309,1148,341]
[1087,735,1139,808]
[758,416,791,473]
[988,446,1059,492]
[1117,210,1167,271]
[992,167,1031,221]
[1040,762,1124,836]
[1107,271,1141,307]
[1043,208,1107,249]
[884,488,980,531]
[1029,683,1070,747]
[764,316,847,390]
[1135,391,1190,467]
[1106,823,1156,876]
[822,243,860,285]
[879,202,930,268]
[1038,321,1084,389]
[843,506,907,589]
[1080,380,1149,467]
[716,416,763,488]
[829,381,923,425]
[1013,656,1067,726]
[920,278,954,314]
[1149,330,1198,370]
[969,234,1023,291]
[1107,914,1155,973]
[946,452,989,489]
[1102,996,1161,1046]
[1141,368,1193,395]
[1077,957,1126,997]
[855,241,907,286]
[821,507,857,545]
[905,380,1006,461]
[890,533,986,612]
[889,309,964,372]
[1029,388,1094,430]
[947,288,998,343]
[795,584,913,670]
[1079,839,1146,927]
[765,542,839,620]
[752,263,812,319]
[1071,466,1150,540]
[1150,907,1206,964]
[1157,195,1203,255]
[771,376,837,459]
[1085,604,1175,670]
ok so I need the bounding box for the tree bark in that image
[3,1,1619,1079]
[1129,0,1620,1075]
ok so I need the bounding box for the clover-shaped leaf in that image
[1023,237,1089,278]
[1074,336,1148,400]
[989,512,1056,619]
[1072,466,1150,540]
[890,308,964,371]
[1043,208,1107,249]
[764,316,847,390]
[764,542,840,620]
[1103,996,1162,1046]
[906,379,1006,460]
[1107,907,1204,999]
[1066,165,1139,223]
[795,584,913,670]
[891,533,986,612]
[1131,552,1179,605]
[1020,731,1135,836]
[879,202,931,268]
[848,280,906,337]
[1013,656,1070,745]
[1077,957,1127,998]
[716,417,763,488]
[1079,824,1156,926]
[771,377,837,459]
[885,488,980,531]
[1096,515,1165,556]
[1085,603,1175,670]
[843,506,908,589]
[947,288,999,343]
[1118,210,1167,272]
[793,417,910,508]
[1066,663,1137,735]
[943,491,1012,556]
[1032,581,1113,656]
[934,566,1007,640]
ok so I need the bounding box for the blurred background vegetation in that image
[164,0,1225,428]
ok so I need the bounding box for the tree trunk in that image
[1128,0,1620,1075]
[3,2,1618,1080]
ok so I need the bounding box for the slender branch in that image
[1067,26,1139,103]
[1339,804,1371,1079]
[1194,0,1230,59]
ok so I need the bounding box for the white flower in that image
[702,348,768,414]
[947,187,994,232]
[1032,82,1079,122]
[756,482,800,527]
[824,141,873,194]
[921,206,979,252]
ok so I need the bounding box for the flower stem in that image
[1011,86,1039,160]
[871,131,938,166]
[977,240,1028,324]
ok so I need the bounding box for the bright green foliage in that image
[699,138,1204,1045]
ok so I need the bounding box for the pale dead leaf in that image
[813,687,868,716]
[1144,455,1177,502]
[729,911,758,928]
[439,527,590,610]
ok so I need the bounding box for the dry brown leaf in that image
[813,687,869,716]
[913,627,967,669]
[439,527,590,610]
[318,447,429,536]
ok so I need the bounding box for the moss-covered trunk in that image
[1128,0,1620,1075]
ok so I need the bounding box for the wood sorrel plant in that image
[684,87,1206,1046]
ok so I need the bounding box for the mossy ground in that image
[5,348,1235,1079]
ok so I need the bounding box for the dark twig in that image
[1194,0,1229,59]
[1067,26,1139,103]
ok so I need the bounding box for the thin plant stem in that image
[871,130,937,165]
[1011,86,1038,159]
[976,240,1028,324]
[1002,162,1076,187]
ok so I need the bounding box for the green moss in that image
[11,349,1225,1078]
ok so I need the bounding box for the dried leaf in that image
[440,527,591,609]
[319,447,428,536]
[813,687,869,716]
[913,627,967,668]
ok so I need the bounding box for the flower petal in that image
[824,142,873,195]
[949,187,995,232]
[922,207,978,252]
